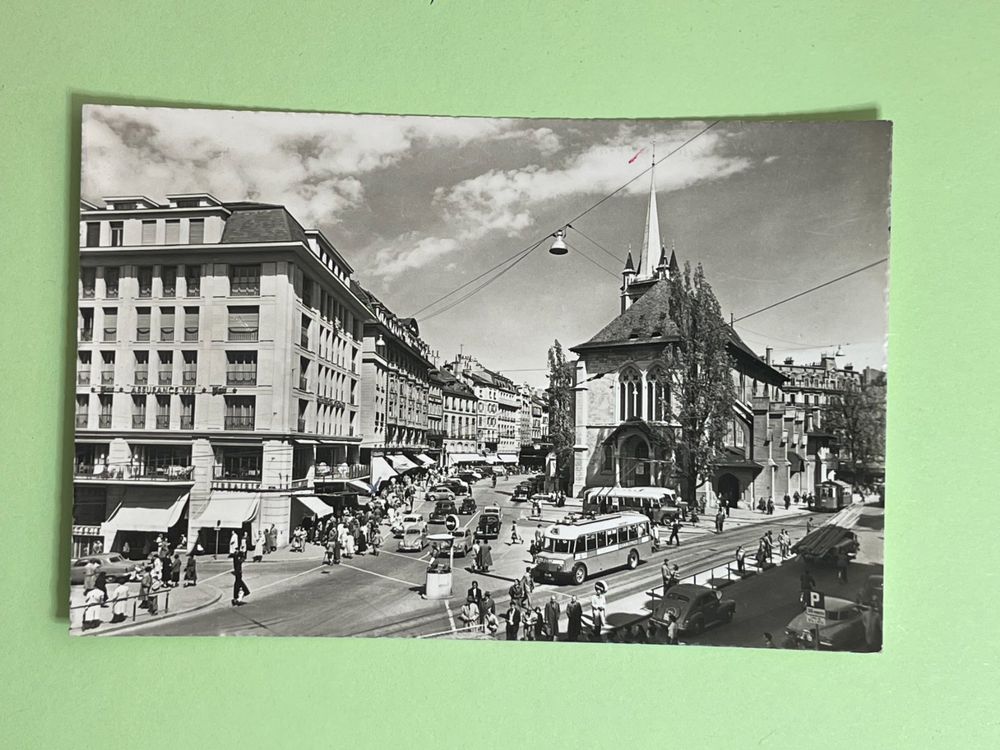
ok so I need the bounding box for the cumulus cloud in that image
[435,125,752,240]
[370,235,459,279]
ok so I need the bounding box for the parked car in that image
[429,499,458,524]
[649,584,736,636]
[783,595,872,651]
[392,513,425,538]
[426,484,457,503]
[475,505,503,539]
[441,478,471,496]
[511,484,531,502]
[458,496,477,514]
[398,517,428,551]
[70,553,138,585]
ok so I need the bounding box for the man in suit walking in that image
[231,533,250,606]
[543,595,561,641]
[565,595,583,642]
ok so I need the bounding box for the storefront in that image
[100,490,190,557]
[190,490,260,555]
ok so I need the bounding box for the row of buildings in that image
[72,194,547,558]
[567,163,884,508]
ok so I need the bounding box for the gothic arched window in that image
[646,367,669,422]
[619,366,641,420]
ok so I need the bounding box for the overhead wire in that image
[564,240,620,279]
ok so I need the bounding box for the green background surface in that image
[1,1,996,746]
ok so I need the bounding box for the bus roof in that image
[584,486,676,501]
[546,512,649,537]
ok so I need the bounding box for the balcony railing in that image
[228,328,258,342]
[75,414,88,428]
[230,283,260,297]
[74,462,194,482]
[138,286,152,298]
[103,328,116,342]
[156,415,170,429]
[98,415,112,428]
[77,371,90,385]
[101,371,115,385]
[180,415,194,429]
[226,371,257,386]
[224,416,255,431]
[159,372,172,385]
[314,463,372,481]
[160,327,174,342]
[136,328,150,342]
[184,326,199,342]
[80,329,93,342]
[132,415,146,428]
[134,372,148,385]
[182,370,197,384]
[185,280,200,297]
[162,286,176,298]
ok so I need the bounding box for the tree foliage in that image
[658,262,737,507]
[824,376,886,476]
[547,339,575,490]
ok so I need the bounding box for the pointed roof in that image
[668,248,680,275]
[623,250,635,273]
[572,278,679,351]
[638,163,662,279]
[657,244,668,270]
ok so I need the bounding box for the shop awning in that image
[415,453,436,467]
[295,495,333,518]
[101,492,189,548]
[387,454,419,472]
[787,451,805,473]
[347,479,376,495]
[497,454,519,464]
[294,438,319,445]
[483,454,500,464]
[192,491,261,529]
[371,456,398,490]
[448,453,481,465]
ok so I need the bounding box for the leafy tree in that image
[659,262,737,509]
[824,376,886,481]
[546,339,575,492]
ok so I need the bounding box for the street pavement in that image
[104,475,828,638]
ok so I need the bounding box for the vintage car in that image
[428,499,459,524]
[441,478,471,496]
[433,527,473,557]
[391,513,425,538]
[649,583,736,636]
[783,595,874,651]
[397,517,429,552]
[475,505,503,539]
[426,484,457,504]
[70,553,139,585]
[511,484,531,502]
[458,496,477,514]
[457,470,482,485]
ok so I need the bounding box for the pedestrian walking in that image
[532,607,545,641]
[523,607,538,641]
[504,604,521,641]
[779,529,791,558]
[481,591,496,622]
[183,552,197,586]
[268,523,277,552]
[477,539,493,572]
[590,582,607,639]
[253,529,266,562]
[767,497,775,515]
[805,517,814,535]
[566,595,583,642]
[735,545,746,575]
[369,526,381,556]
[665,564,680,592]
[668,518,682,547]
[543,595,561,641]
[110,582,130,623]
[324,535,337,565]
[459,599,480,632]
[724,498,730,518]
[471,539,481,571]
[784,493,791,511]
[509,523,522,545]
[229,530,239,558]
[715,509,725,534]
[82,586,105,631]
[170,552,182,587]
[139,565,158,615]
[82,559,98,593]
[660,559,671,592]
[466,580,483,610]
[231,541,250,606]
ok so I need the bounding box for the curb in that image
[86,582,224,636]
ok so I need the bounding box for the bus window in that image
[543,537,575,554]
[596,531,607,548]
[628,524,638,542]
[606,528,619,546]
[641,522,649,537]
[585,534,597,552]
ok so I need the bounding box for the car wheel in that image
[626,549,640,569]
[571,564,587,585]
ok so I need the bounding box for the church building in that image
[569,162,793,508]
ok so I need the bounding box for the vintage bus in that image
[532,512,652,585]
[582,486,686,524]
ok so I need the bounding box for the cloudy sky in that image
[82,107,890,388]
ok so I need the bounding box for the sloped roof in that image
[221,206,310,245]
[572,279,679,351]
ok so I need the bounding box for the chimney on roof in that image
[784,356,794,365]
[765,347,773,365]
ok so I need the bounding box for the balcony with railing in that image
[212,464,262,490]
[155,415,170,429]
[314,463,372,482]
[132,414,146,428]
[182,369,197,385]
[224,415,255,431]
[180,415,194,430]
[226,370,257,386]
[158,371,172,386]
[98,415,112,428]
[228,327,258,342]
[77,371,90,385]
[101,370,115,385]
[74,459,195,483]
[134,371,148,385]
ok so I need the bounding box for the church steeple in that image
[638,152,662,279]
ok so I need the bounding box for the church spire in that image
[639,147,662,279]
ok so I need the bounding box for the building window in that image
[81,268,95,298]
[602,444,614,473]
[226,351,258,385]
[155,395,170,429]
[297,399,308,432]
[298,356,309,391]
[300,313,310,348]
[224,396,256,431]
[100,351,115,385]
[217,447,261,480]
[188,218,204,244]
[98,395,113,428]
[104,267,119,298]
[141,220,156,244]
[85,222,100,247]
[161,266,176,297]
[185,265,201,297]
[77,351,91,385]
[158,351,173,385]
[180,395,195,430]
[229,264,261,296]
[619,367,641,420]
[109,221,123,247]
[79,308,94,342]
[132,395,147,429]
[302,277,313,308]
[136,307,150,342]
[646,368,669,422]
[75,395,89,429]
[159,307,174,341]
[165,219,180,245]
[134,351,148,385]
[228,306,259,341]
[182,351,197,384]
[102,308,117,342]
[183,307,199,341]
[137,266,153,297]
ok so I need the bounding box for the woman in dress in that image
[82,586,105,631]
[110,582,130,623]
